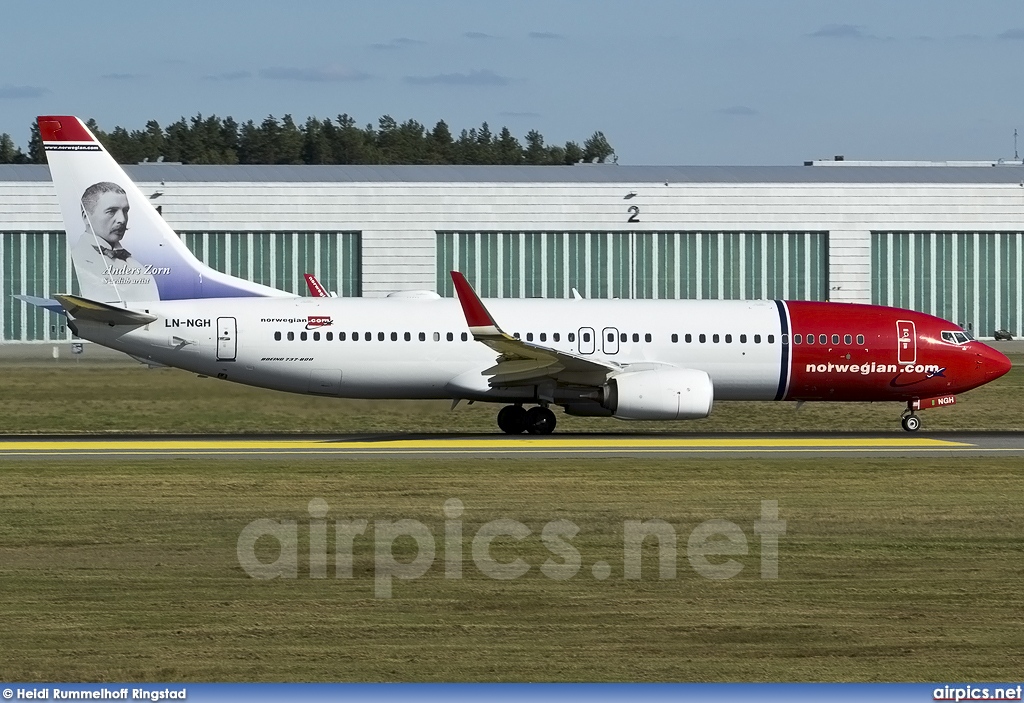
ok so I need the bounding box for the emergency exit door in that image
[217,317,237,361]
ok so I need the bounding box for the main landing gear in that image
[497,404,557,435]
[900,403,921,432]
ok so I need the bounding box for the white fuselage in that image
[75,296,787,402]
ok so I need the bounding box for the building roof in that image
[4,163,1024,184]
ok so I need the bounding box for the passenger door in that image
[217,317,237,361]
[896,320,916,364]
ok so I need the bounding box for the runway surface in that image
[1,433,1022,458]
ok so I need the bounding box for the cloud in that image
[807,24,872,39]
[371,37,426,50]
[403,69,511,86]
[716,105,759,116]
[0,85,48,99]
[464,31,498,40]
[202,71,252,81]
[102,73,146,80]
[260,65,373,82]
[529,31,565,40]
[998,28,1024,40]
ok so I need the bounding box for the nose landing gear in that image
[496,404,557,435]
[900,403,921,432]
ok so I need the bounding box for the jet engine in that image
[602,368,714,420]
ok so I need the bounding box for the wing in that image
[450,271,616,387]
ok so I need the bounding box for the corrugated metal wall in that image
[871,231,1023,338]
[436,231,829,301]
[0,230,361,342]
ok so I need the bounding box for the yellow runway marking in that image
[0,436,970,454]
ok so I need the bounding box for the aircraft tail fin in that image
[38,116,295,304]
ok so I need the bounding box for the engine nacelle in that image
[603,368,714,420]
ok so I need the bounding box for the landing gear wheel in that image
[497,405,528,434]
[525,406,557,435]
[901,414,921,432]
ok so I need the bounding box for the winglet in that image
[304,273,329,297]
[451,271,501,337]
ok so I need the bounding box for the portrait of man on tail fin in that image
[72,181,160,302]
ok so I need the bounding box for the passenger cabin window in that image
[781,334,788,344]
[433,332,440,342]
[339,332,346,341]
[300,332,308,341]
[806,334,814,345]
[632,333,640,343]
[685,334,692,343]
[447,332,454,342]
[768,335,775,344]
[819,334,827,345]
[645,333,652,342]
[671,333,678,343]
[857,334,865,345]
[287,331,294,341]
[274,331,281,341]
[313,331,320,341]
[608,332,615,342]
[725,334,733,343]
[526,333,534,342]
[620,332,628,343]
[831,334,839,345]
[793,334,801,344]
[699,334,707,343]
[553,333,560,342]
[540,333,547,342]
[740,334,747,343]
[583,332,591,342]
[713,334,720,343]
[568,333,576,342]
[844,334,852,345]
[754,334,761,343]
[378,332,385,342]
[405,332,411,341]
[461,332,468,341]
[391,332,398,341]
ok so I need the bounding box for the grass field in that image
[1,455,1022,682]
[0,354,1021,434]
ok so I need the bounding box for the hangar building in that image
[1,161,1022,343]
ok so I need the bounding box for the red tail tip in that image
[37,116,95,143]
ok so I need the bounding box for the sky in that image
[3,0,1024,165]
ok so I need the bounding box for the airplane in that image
[22,115,1012,434]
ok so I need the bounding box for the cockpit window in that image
[942,330,973,344]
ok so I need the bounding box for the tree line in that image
[0,114,615,166]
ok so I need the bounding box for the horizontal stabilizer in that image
[54,294,157,326]
[14,294,66,315]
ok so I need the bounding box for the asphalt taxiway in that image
[0,432,1022,458]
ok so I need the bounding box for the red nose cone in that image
[980,344,1012,380]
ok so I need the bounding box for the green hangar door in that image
[436,231,828,300]
[872,232,1023,339]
